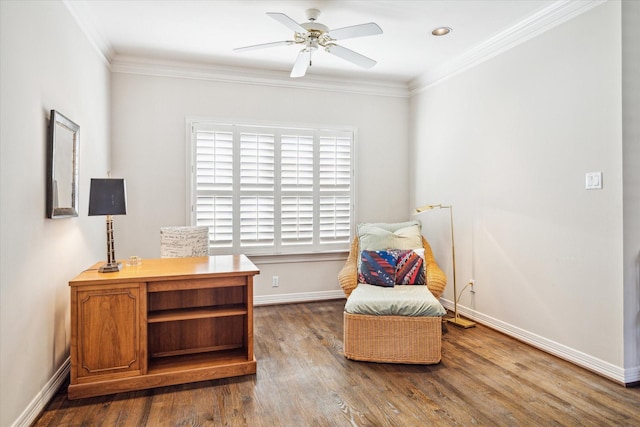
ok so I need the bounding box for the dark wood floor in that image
[34,300,640,426]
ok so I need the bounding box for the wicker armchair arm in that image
[339,237,360,298]
[421,237,447,298]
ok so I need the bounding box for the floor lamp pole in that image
[449,207,458,320]
[414,203,475,329]
[446,205,475,328]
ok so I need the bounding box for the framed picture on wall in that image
[46,110,80,218]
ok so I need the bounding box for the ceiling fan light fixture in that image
[432,26,452,36]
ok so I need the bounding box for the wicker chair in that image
[338,235,447,364]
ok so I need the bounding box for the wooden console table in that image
[68,255,259,399]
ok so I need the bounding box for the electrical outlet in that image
[469,279,476,294]
[272,276,279,287]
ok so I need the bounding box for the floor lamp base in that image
[446,316,476,329]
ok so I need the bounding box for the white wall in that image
[110,70,409,298]
[410,1,637,381]
[0,1,111,426]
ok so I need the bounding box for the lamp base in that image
[446,316,476,329]
[99,262,122,273]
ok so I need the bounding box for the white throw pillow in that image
[358,223,423,251]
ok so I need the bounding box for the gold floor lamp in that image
[414,204,476,328]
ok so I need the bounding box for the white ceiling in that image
[66,0,574,83]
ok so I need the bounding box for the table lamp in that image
[414,203,475,328]
[88,178,127,272]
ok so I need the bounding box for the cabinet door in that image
[73,284,145,380]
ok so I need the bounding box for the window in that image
[188,120,355,255]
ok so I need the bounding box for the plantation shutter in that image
[281,131,314,246]
[191,121,354,255]
[239,128,275,248]
[194,126,234,249]
[319,131,352,245]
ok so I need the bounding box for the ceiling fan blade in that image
[291,49,311,78]
[267,12,307,34]
[328,22,382,40]
[234,40,294,52]
[326,45,377,69]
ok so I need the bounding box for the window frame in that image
[186,117,357,257]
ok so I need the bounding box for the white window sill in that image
[246,251,348,265]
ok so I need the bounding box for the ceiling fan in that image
[234,9,383,78]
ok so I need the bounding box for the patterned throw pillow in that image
[358,250,397,287]
[395,250,426,285]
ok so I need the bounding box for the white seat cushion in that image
[345,283,446,317]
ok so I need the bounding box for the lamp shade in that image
[88,178,127,216]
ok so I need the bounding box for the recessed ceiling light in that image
[432,27,452,36]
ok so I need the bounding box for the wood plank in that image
[147,304,247,323]
[69,255,259,287]
[148,349,250,373]
[150,344,243,358]
[147,276,246,292]
[67,358,257,399]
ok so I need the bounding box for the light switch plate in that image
[585,172,602,190]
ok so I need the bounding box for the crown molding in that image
[409,0,608,96]
[110,55,409,98]
[62,0,114,66]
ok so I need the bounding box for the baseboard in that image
[254,290,345,306]
[12,357,70,427]
[624,366,640,386]
[441,299,640,385]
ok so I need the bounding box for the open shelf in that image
[148,348,250,375]
[148,304,247,323]
[150,343,243,358]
